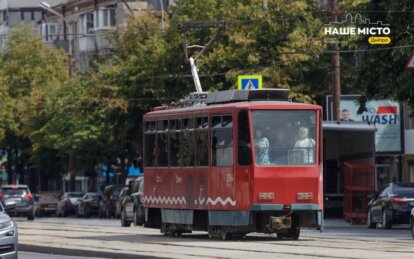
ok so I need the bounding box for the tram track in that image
[16,219,414,258]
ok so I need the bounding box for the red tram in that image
[142,89,323,239]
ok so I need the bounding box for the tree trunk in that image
[68,152,76,191]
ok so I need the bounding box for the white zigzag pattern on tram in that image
[143,196,186,205]
[207,197,236,206]
[195,197,236,206]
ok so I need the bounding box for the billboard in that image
[326,95,403,153]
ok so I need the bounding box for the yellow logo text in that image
[368,37,391,45]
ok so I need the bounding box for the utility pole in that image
[331,0,341,120]
[159,0,165,32]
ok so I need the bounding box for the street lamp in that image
[39,1,72,55]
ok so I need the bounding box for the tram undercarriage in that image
[145,207,322,240]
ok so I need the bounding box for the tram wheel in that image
[220,229,229,240]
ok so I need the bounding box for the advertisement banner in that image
[326,95,402,153]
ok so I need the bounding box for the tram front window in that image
[251,110,317,166]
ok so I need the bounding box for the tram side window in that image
[238,110,252,166]
[157,120,168,167]
[211,116,233,167]
[196,117,208,166]
[182,118,195,166]
[144,121,156,167]
[170,119,182,167]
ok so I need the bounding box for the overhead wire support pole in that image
[179,20,226,93]
[331,0,341,121]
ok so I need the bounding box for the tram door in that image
[209,115,234,208]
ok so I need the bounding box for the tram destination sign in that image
[238,75,262,90]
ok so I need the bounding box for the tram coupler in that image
[269,216,292,231]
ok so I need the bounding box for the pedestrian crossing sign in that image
[238,75,262,90]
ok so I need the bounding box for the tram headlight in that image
[297,192,313,200]
[258,192,274,200]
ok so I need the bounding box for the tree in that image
[327,1,414,110]
[170,0,326,101]
[0,26,69,187]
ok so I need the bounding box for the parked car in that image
[120,177,144,227]
[367,182,414,229]
[99,184,127,218]
[76,193,101,218]
[114,187,129,219]
[56,192,84,217]
[0,201,18,259]
[34,193,59,217]
[411,207,414,239]
[0,185,34,220]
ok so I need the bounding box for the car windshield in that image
[68,193,83,198]
[251,110,317,166]
[1,188,28,195]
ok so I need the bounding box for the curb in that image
[19,244,160,259]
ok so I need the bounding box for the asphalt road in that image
[13,216,414,259]
[20,251,105,259]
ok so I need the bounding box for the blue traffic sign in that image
[238,75,262,90]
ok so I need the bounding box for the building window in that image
[103,8,116,27]
[81,12,95,34]
[41,23,58,42]
[96,7,116,29]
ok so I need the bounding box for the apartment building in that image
[42,0,171,71]
[0,0,65,48]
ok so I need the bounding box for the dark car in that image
[99,184,127,218]
[120,177,144,227]
[115,187,129,219]
[367,182,414,229]
[56,192,84,217]
[76,193,101,218]
[0,184,35,220]
[35,193,59,216]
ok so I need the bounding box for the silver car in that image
[0,202,18,259]
[411,207,414,239]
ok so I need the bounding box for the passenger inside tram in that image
[254,129,270,165]
[293,127,315,164]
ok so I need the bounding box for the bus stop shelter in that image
[323,121,376,218]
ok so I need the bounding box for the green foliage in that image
[169,0,326,98]
[334,1,414,109]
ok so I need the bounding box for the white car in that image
[0,201,18,259]
[411,207,414,239]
